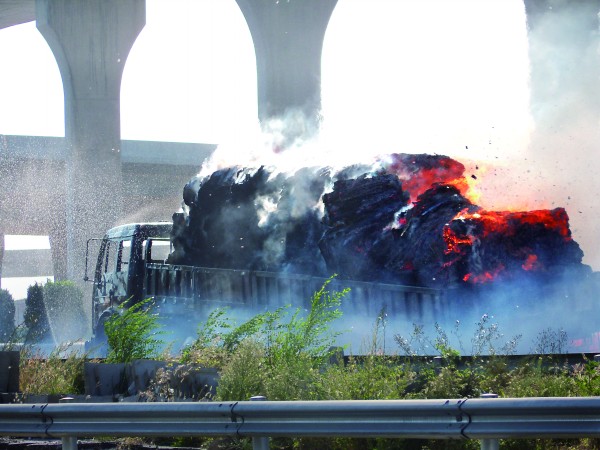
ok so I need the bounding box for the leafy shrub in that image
[266,278,348,368]
[213,276,349,401]
[104,298,164,363]
[215,339,266,401]
[43,281,87,343]
[24,283,51,343]
[0,289,15,341]
[572,358,600,397]
[179,308,234,368]
[317,355,414,401]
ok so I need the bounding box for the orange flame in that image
[384,154,468,203]
[452,208,571,239]
[463,265,505,284]
[443,226,472,254]
[443,207,572,284]
[522,254,540,271]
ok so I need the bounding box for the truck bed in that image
[144,263,446,322]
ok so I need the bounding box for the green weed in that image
[104,298,165,363]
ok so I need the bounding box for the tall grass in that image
[19,344,87,396]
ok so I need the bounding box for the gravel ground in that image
[0,437,238,449]
[0,438,118,449]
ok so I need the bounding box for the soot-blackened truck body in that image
[88,222,445,343]
[89,222,173,336]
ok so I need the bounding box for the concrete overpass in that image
[0,135,216,280]
[0,0,599,298]
[0,0,337,295]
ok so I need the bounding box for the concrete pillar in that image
[48,176,67,282]
[0,232,4,290]
[49,225,67,282]
[235,0,337,125]
[35,1,145,287]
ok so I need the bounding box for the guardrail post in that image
[480,439,499,450]
[250,396,269,450]
[59,397,77,450]
[479,393,499,450]
[62,435,77,450]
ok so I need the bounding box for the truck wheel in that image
[87,309,116,357]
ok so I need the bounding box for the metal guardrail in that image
[0,397,599,449]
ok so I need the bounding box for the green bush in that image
[265,277,348,368]
[179,308,234,368]
[24,283,51,343]
[104,298,164,363]
[317,355,414,401]
[215,339,266,401]
[43,280,87,343]
[571,358,600,397]
[213,276,349,401]
[504,367,577,398]
[0,289,15,341]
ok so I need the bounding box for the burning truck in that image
[87,153,599,351]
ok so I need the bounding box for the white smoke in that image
[522,2,600,270]
[198,109,381,181]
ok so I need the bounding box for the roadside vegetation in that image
[0,289,16,342]
[104,297,165,363]
[11,276,600,449]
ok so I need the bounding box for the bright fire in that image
[384,154,469,203]
[443,207,573,284]
[380,154,578,285]
[451,208,572,239]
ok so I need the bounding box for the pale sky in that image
[0,0,531,151]
[5,0,594,296]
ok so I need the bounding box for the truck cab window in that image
[116,239,131,272]
[104,241,115,273]
[142,239,171,263]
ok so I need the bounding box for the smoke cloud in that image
[508,1,600,270]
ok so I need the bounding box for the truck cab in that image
[88,222,172,337]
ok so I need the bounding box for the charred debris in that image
[167,153,593,303]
